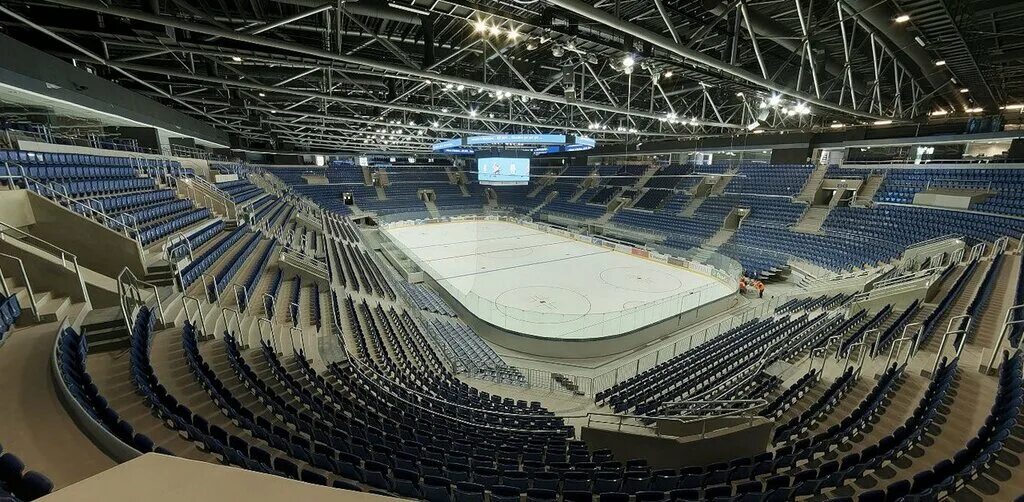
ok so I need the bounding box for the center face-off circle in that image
[599,266,684,294]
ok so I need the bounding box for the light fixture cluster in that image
[753,94,810,117]
[657,112,699,126]
[472,18,522,41]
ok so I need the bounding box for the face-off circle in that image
[599,266,684,293]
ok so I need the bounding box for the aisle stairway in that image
[920,260,990,353]
[971,254,1021,349]
[792,206,832,234]
[795,165,828,203]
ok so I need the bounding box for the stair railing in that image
[256,317,278,353]
[163,231,195,262]
[180,294,207,338]
[231,284,249,313]
[0,220,91,309]
[200,272,221,306]
[117,266,165,323]
[932,315,971,375]
[886,333,917,369]
[0,254,40,321]
[968,242,986,262]
[220,308,244,348]
[984,304,1024,374]
[992,236,1009,256]
[289,326,305,357]
[263,292,276,320]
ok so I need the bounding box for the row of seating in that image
[88,188,175,214]
[210,233,263,301]
[1,150,180,170]
[428,318,525,386]
[872,349,1022,500]
[136,207,211,246]
[55,321,171,458]
[178,226,250,289]
[400,281,456,316]
[0,295,20,346]
[0,446,51,501]
[772,367,856,444]
[167,220,224,261]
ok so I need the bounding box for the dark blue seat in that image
[563,471,591,491]
[393,468,421,498]
[332,479,362,491]
[299,469,327,486]
[525,488,557,502]
[562,490,593,502]
[363,460,391,490]
[490,485,523,502]
[453,481,485,502]
[501,471,530,492]
[635,491,668,502]
[422,475,452,502]
[593,471,622,493]
[531,471,560,491]
[598,492,630,502]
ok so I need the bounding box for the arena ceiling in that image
[1,0,1022,152]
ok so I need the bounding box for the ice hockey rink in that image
[383,220,734,339]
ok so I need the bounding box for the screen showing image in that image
[477,157,530,186]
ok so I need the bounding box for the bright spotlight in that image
[895,14,910,23]
[622,55,635,68]
[473,19,488,33]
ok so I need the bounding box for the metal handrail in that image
[231,283,249,311]
[200,272,220,306]
[932,315,972,375]
[0,220,91,308]
[173,173,232,217]
[885,335,917,369]
[984,304,1024,374]
[286,299,301,324]
[583,405,767,437]
[263,292,276,319]
[904,233,964,253]
[256,317,277,353]
[289,326,305,356]
[117,267,165,323]
[180,295,207,338]
[221,308,244,348]
[0,254,39,320]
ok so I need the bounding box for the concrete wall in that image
[22,192,146,278]
[581,418,773,469]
